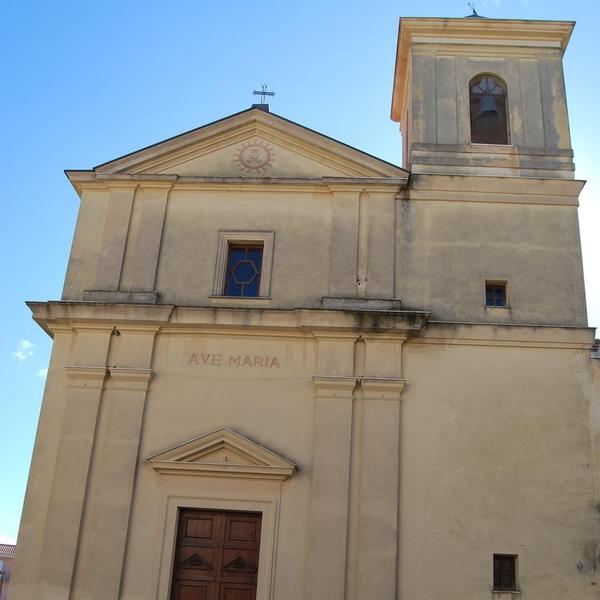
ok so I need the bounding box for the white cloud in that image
[36,368,48,378]
[13,340,35,361]
[0,532,16,544]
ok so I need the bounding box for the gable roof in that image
[66,107,408,182]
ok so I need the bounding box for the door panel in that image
[171,509,261,600]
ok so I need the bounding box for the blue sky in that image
[1,0,598,543]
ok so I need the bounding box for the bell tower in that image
[391,17,576,178]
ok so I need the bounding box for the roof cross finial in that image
[252,84,275,105]
[467,2,479,17]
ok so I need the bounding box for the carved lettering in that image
[188,352,280,368]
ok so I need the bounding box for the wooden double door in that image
[171,509,262,600]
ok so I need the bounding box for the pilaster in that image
[70,328,158,600]
[119,183,171,293]
[354,378,405,600]
[38,365,108,600]
[306,376,356,600]
[92,185,137,291]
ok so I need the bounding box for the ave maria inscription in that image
[188,352,280,369]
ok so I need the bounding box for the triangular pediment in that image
[92,108,407,180]
[147,427,296,480]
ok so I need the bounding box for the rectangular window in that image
[224,244,263,297]
[493,554,517,591]
[212,231,275,298]
[486,282,507,307]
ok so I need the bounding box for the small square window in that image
[486,282,507,307]
[212,231,274,299]
[224,244,263,297]
[493,554,517,591]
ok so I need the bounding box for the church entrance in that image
[170,509,262,600]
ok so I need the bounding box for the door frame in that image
[156,494,279,600]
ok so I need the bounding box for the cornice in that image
[64,172,408,197]
[27,301,595,349]
[108,367,154,391]
[64,365,108,389]
[27,302,429,337]
[360,377,406,400]
[392,17,574,121]
[313,376,358,398]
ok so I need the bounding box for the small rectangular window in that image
[486,282,507,307]
[493,554,517,591]
[212,231,274,299]
[224,244,263,297]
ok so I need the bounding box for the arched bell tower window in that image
[469,74,509,145]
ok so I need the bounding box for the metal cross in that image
[253,84,275,104]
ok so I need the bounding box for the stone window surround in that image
[155,494,279,600]
[212,230,275,298]
[485,279,510,309]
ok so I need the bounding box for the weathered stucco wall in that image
[9,316,599,600]
[62,173,587,327]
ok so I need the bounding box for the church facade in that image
[10,15,600,600]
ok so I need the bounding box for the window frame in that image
[493,554,518,592]
[212,231,275,298]
[485,280,509,308]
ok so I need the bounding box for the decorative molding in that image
[83,290,160,304]
[312,376,357,399]
[27,301,596,350]
[148,427,296,481]
[84,109,408,179]
[157,495,278,600]
[360,377,406,400]
[212,231,275,298]
[321,297,403,311]
[64,366,108,389]
[108,367,154,391]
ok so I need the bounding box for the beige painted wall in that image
[61,173,587,327]
[9,314,600,600]
[10,16,598,600]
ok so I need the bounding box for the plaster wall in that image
[9,320,599,600]
[61,175,587,327]
[396,179,587,325]
[400,331,598,599]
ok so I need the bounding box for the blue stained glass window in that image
[224,244,263,297]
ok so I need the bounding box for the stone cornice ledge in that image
[27,302,429,337]
[65,366,108,388]
[360,377,406,400]
[108,367,154,391]
[313,376,357,398]
[149,462,294,480]
[313,376,406,400]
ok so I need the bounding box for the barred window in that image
[486,282,507,307]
